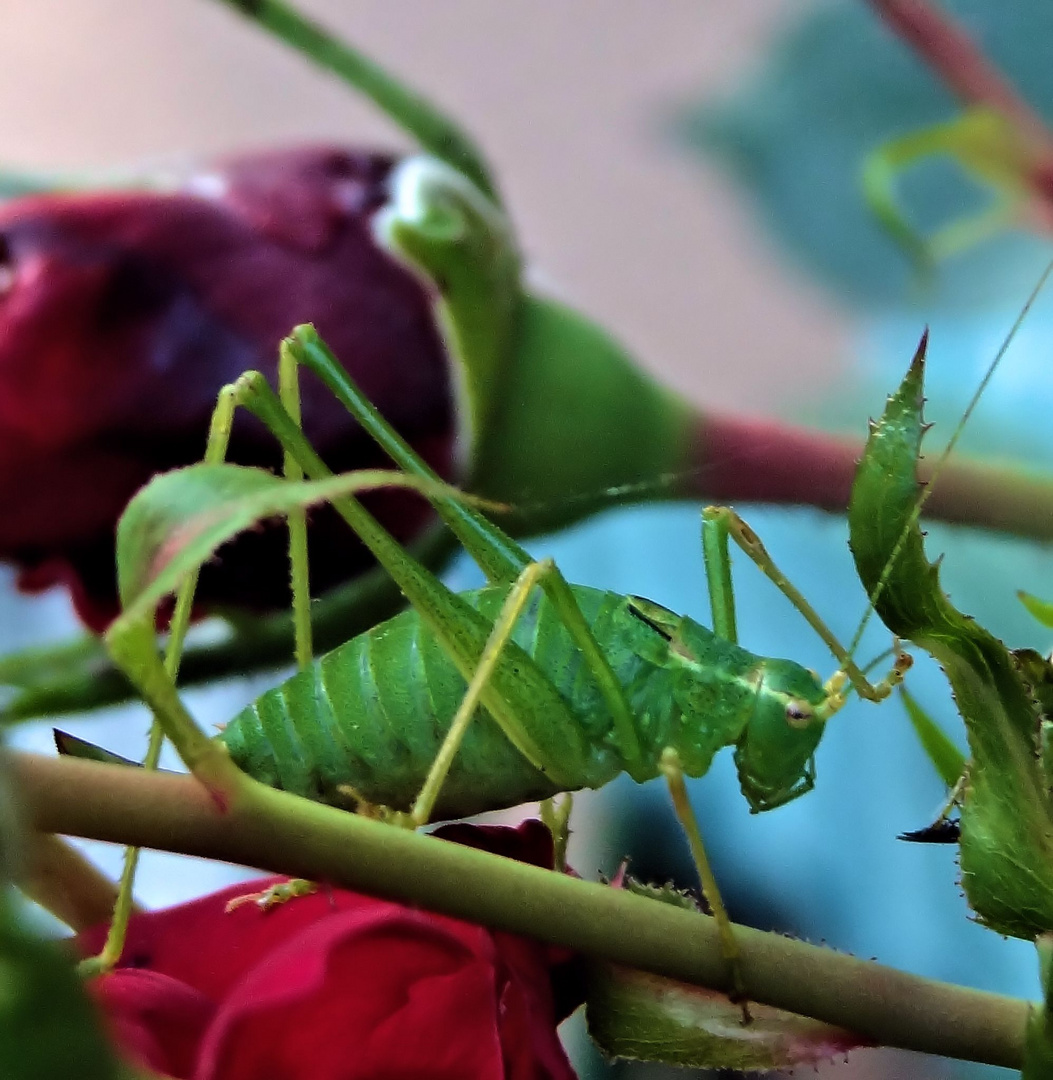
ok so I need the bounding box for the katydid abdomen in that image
[219,583,829,820]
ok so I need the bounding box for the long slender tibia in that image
[702,506,911,711]
[278,341,313,671]
[660,748,749,1020]
[410,560,557,826]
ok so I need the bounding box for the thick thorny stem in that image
[13,752,1030,1071]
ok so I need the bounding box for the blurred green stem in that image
[209,0,498,198]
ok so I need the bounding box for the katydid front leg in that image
[702,506,912,715]
[81,381,263,973]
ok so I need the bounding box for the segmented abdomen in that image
[220,584,641,819]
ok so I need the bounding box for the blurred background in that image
[4,2,1053,1077]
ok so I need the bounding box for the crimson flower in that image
[0,146,455,630]
[77,822,580,1079]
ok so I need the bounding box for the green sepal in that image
[899,686,966,789]
[374,156,521,458]
[585,962,868,1071]
[862,107,1033,271]
[849,337,1053,939]
[475,293,695,532]
[375,157,696,530]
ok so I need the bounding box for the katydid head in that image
[626,596,827,809]
[732,657,829,813]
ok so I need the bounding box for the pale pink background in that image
[0,0,847,414]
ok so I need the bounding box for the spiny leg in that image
[702,506,911,714]
[660,748,750,1021]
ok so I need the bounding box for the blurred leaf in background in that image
[680,0,1053,312]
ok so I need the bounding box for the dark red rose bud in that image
[0,146,456,629]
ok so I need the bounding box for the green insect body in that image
[220,582,828,820]
[105,323,904,1011]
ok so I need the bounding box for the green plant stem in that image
[689,412,1053,538]
[209,0,497,198]
[11,751,1029,1070]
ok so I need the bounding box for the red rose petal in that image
[92,968,213,1079]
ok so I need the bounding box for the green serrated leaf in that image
[849,339,1053,939]
[113,463,467,626]
[585,962,868,1071]
[900,687,966,789]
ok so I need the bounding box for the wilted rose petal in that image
[78,821,580,1079]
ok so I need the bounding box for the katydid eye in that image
[785,701,813,727]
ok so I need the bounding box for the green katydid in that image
[91,319,910,999]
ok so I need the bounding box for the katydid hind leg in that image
[409,559,642,825]
[409,560,561,826]
[289,325,529,584]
